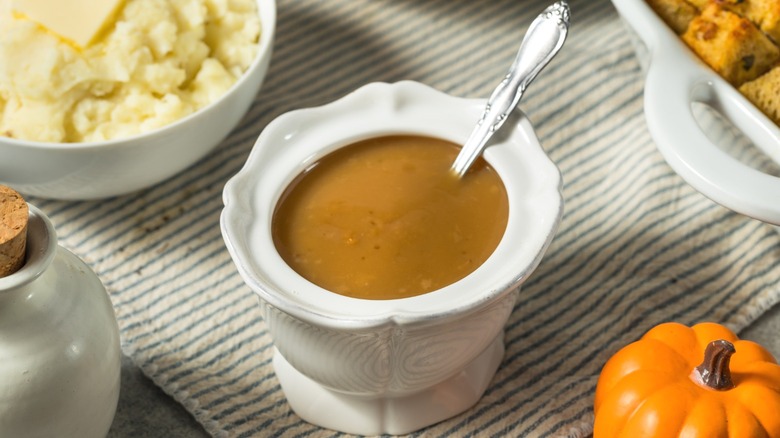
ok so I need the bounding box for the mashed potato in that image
[0,0,260,142]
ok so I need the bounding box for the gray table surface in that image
[106,303,780,437]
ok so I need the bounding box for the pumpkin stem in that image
[694,339,736,391]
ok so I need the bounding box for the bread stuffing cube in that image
[687,0,780,42]
[744,0,780,43]
[740,64,780,125]
[682,4,780,86]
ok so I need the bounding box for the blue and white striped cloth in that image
[30,0,780,436]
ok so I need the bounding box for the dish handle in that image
[643,47,780,225]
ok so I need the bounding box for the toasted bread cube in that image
[683,4,780,86]
[647,0,699,33]
[740,65,780,124]
[688,0,780,42]
[746,0,780,43]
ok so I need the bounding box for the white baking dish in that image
[611,0,780,225]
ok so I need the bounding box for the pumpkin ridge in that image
[733,382,780,433]
[731,361,780,389]
[692,323,738,354]
[619,380,694,436]
[594,339,688,411]
[731,339,779,367]
[724,398,770,437]
[594,370,680,436]
[642,322,698,362]
[678,393,729,436]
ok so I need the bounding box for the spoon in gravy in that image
[451,1,570,178]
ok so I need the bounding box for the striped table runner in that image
[30,0,780,436]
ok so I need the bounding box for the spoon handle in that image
[451,1,570,178]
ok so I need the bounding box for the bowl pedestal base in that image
[273,331,505,435]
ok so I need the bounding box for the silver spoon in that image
[450,1,570,178]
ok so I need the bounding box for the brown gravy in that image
[272,135,508,300]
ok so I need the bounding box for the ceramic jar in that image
[0,205,121,437]
[222,81,563,435]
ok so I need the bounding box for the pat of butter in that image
[12,0,125,48]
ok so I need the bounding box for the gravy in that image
[272,135,508,300]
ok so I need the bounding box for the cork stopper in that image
[0,186,28,278]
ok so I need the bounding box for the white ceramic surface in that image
[221,81,563,435]
[0,205,121,437]
[612,0,780,225]
[0,0,276,200]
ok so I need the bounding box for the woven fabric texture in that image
[29,0,780,436]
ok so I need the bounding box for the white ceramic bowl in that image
[612,0,780,225]
[221,81,563,435]
[0,0,276,200]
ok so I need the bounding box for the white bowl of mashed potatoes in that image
[0,0,275,199]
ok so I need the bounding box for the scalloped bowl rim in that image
[221,81,563,329]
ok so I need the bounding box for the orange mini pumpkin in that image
[594,322,780,437]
